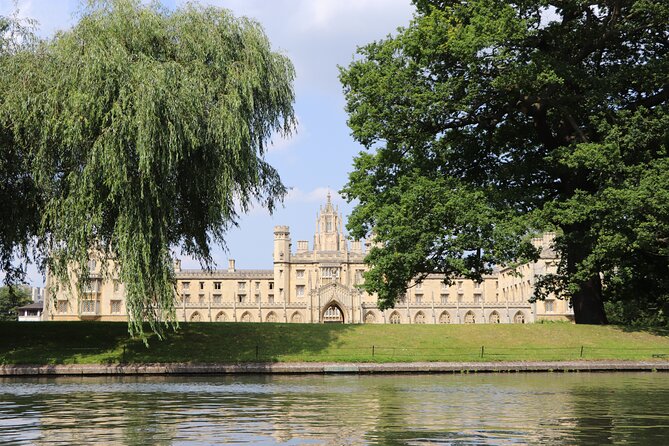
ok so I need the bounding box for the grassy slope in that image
[1,321,669,365]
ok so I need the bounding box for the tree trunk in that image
[571,275,608,324]
[564,226,608,324]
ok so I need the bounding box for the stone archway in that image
[240,311,253,322]
[464,311,476,324]
[514,311,526,324]
[389,311,401,324]
[322,302,345,323]
[190,311,202,322]
[439,311,451,324]
[266,312,278,323]
[364,311,376,324]
[215,311,227,322]
[489,311,501,324]
[414,311,426,324]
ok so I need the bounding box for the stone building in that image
[44,194,573,323]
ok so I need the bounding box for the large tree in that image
[340,0,669,324]
[0,0,296,335]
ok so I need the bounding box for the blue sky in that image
[1,0,415,283]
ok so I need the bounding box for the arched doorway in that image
[514,311,526,324]
[489,311,500,324]
[323,303,345,323]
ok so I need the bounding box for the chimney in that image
[228,259,236,272]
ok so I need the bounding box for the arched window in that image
[389,311,401,324]
[514,311,526,324]
[291,312,303,323]
[439,311,450,324]
[215,311,227,322]
[240,312,253,322]
[266,312,277,323]
[190,312,202,322]
[464,311,476,324]
[415,311,426,324]
[323,304,344,323]
[364,312,376,324]
[489,311,500,324]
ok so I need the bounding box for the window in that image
[475,282,481,289]
[514,311,526,324]
[326,217,332,232]
[365,312,376,324]
[81,300,96,313]
[111,300,121,314]
[182,281,190,291]
[199,282,205,290]
[268,294,274,303]
[415,282,422,290]
[398,294,407,305]
[213,294,222,304]
[198,294,205,304]
[457,281,463,292]
[240,312,252,322]
[269,282,274,290]
[113,280,120,293]
[489,312,500,324]
[441,282,448,290]
[214,282,221,290]
[355,270,364,284]
[57,300,68,314]
[321,267,339,278]
[389,312,401,324]
[88,259,96,272]
[266,312,278,323]
[440,294,449,304]
[238,294,246,303]
[183,294,190,304]
[474,295,482,304]
[415,294,422,304]
[464,311,476,324]
[238,282,246,291]
[439,312,450,324]
[415,312,426,324]
[255,294,261,303]
[296,285,305,297]
[255,281,260,290]
[291,312,303,323]
[545,300,554,313]
[296,270,305,279]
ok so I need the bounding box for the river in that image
[1,372,668,444]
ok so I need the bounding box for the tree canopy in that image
[0,0,296,336]
[340,0,669,324]
[0,286,31,321]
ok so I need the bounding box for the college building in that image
[44,194,573,324]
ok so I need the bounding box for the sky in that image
[0,0,416,284]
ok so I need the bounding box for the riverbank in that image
[3,321,669,365]
[2,360,669,376]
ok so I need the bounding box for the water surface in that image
[1,372,668,444]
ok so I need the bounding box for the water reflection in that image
[0,373,668,444]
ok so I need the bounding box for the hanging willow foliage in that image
[0,0,296,337]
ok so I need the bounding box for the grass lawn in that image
[1,321,669,365]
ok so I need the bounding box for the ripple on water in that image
[1,373,669,444]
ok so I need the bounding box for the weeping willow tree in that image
[0,0,296,336]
